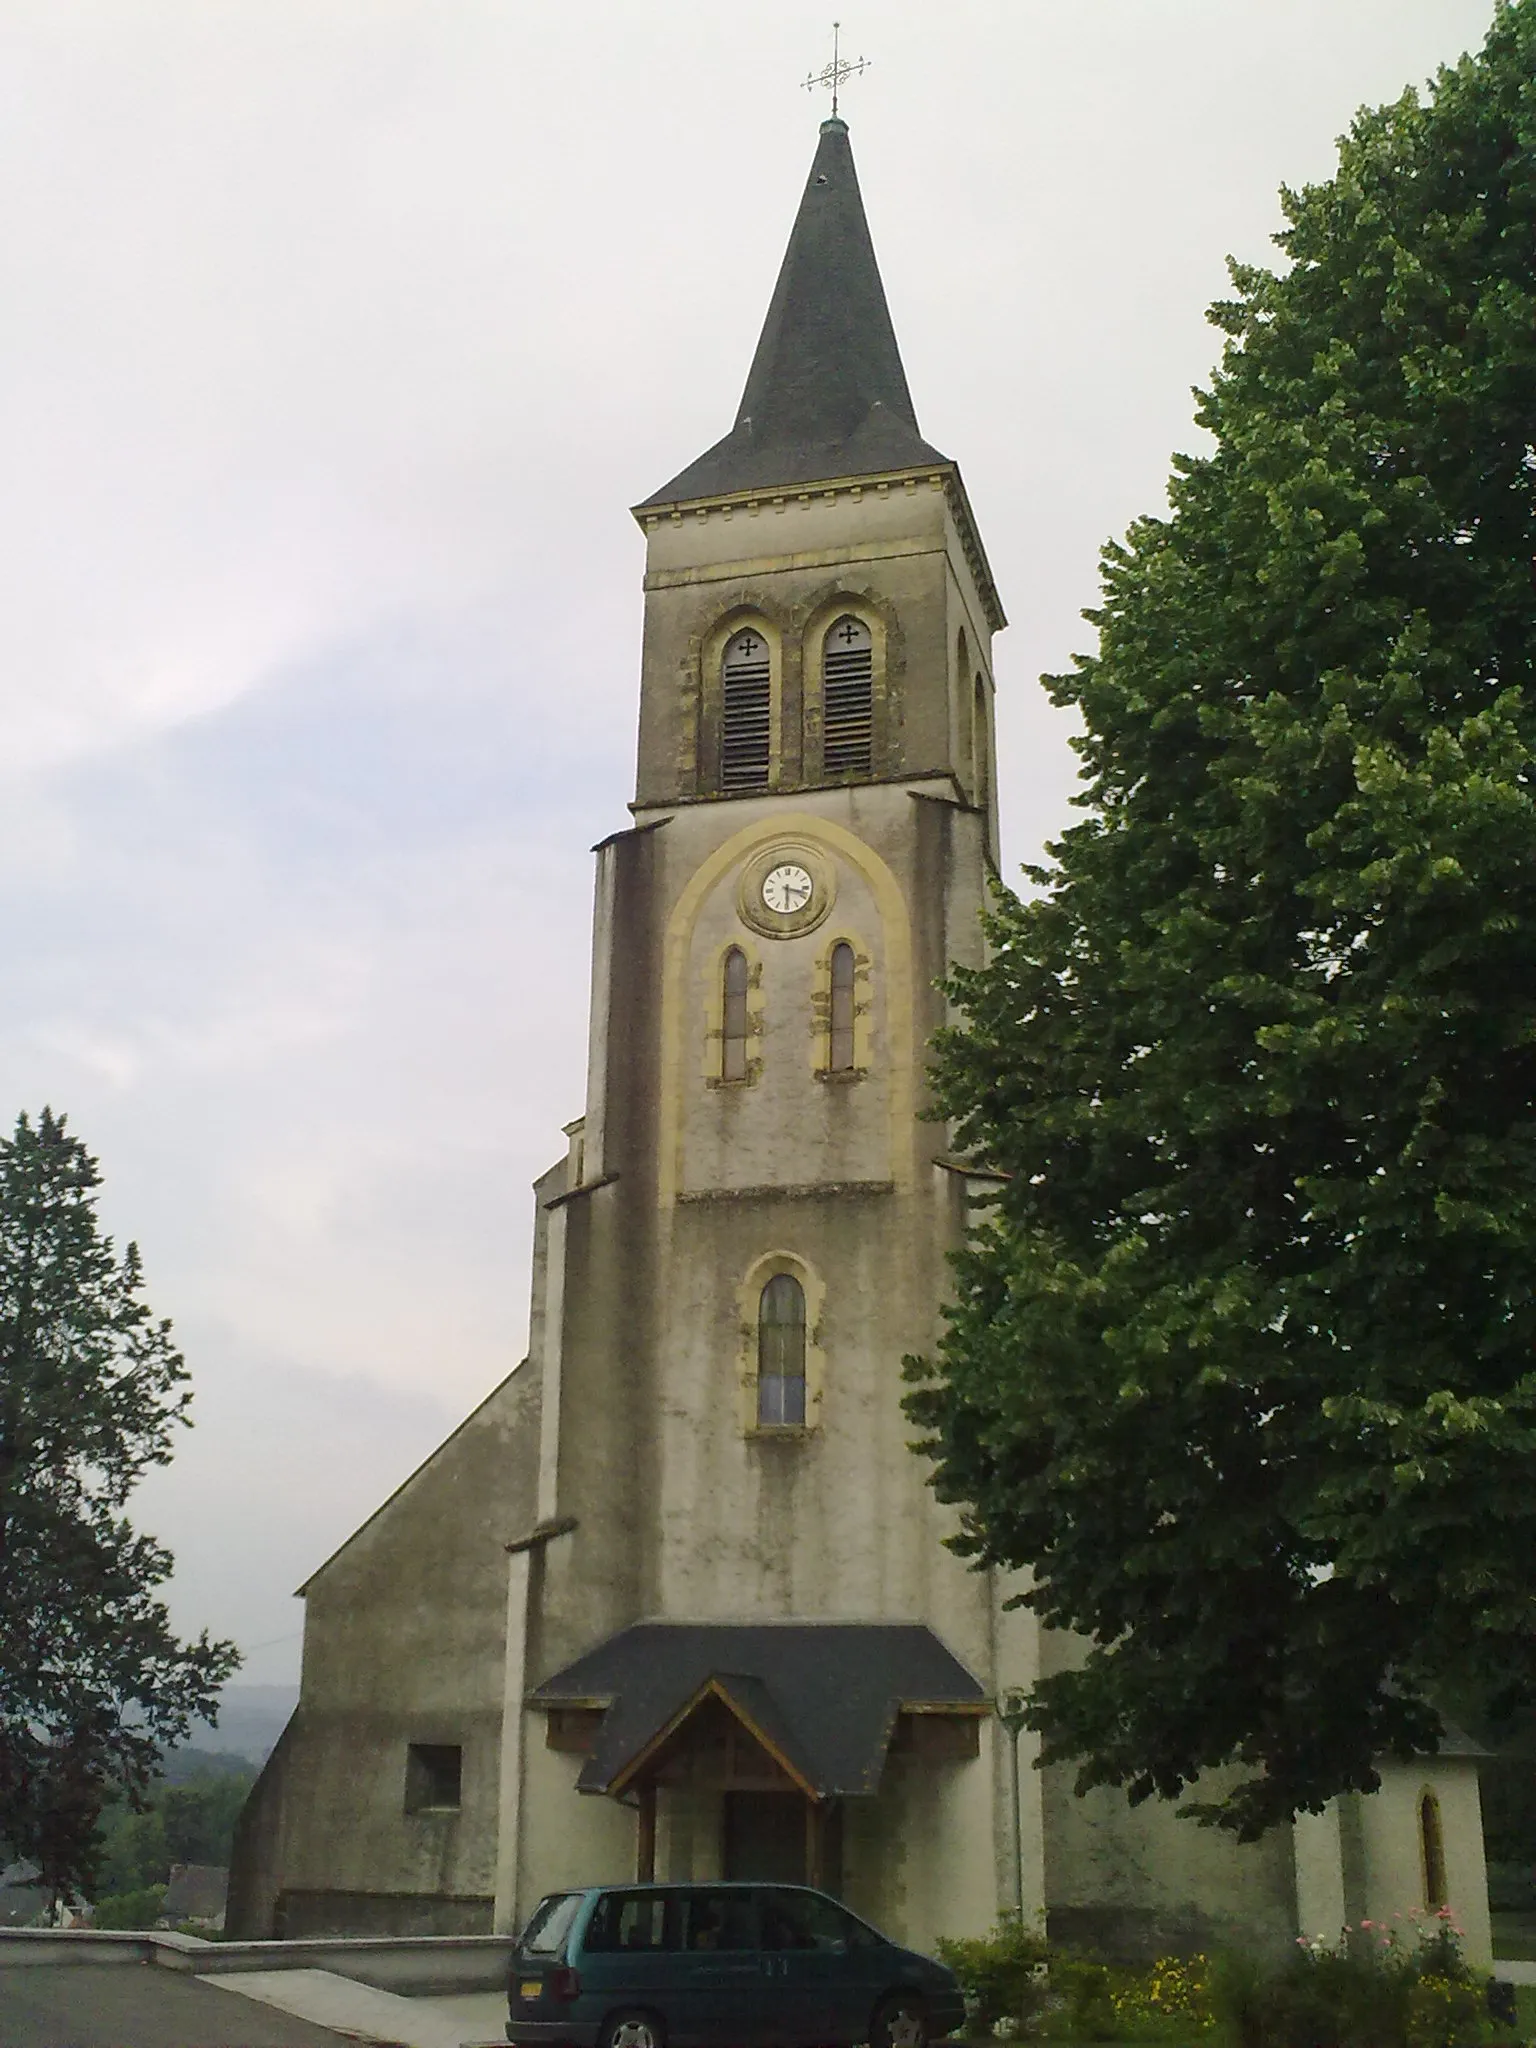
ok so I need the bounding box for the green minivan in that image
[506,1883,966,2048]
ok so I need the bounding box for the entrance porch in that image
[531,1622,985,1899]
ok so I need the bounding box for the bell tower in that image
[497,114,1032,1946]
[630,116,1004,842]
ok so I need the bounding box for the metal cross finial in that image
[802,22,869,120]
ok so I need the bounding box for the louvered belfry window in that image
[721,628,772,789]
[757,1273,807,1427]
[822,615,874,778]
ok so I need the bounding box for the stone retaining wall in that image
[0,1927,513,1994]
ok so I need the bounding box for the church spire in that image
[641,119,948,507]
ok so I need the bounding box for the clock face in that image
[761,863,814,915]
[738,846,832,938]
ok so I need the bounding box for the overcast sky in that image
[0,0,1498,1689]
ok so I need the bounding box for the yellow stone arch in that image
[659,811,914,1203]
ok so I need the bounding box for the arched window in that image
[722,948,749,1082]
[1420,1791,1447,1909]
[829,943,856,1073]
[956,628,971,765]
[973,674,990,817]
[822,616,873,778]
[757,1274,806,1426]
[721,628,771,790]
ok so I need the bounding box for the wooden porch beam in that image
[637,1780,657,1882]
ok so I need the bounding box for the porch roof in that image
[527,1621,986,1799]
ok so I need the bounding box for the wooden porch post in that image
[637,1780,657,1882]
[805,1797,824,1891]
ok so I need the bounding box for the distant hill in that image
[185,1684,298,1763]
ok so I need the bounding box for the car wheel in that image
[870,1994,928,2048]
[600,2010,666,2048]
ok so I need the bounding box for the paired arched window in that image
[721,947,749,1082]
[822,616,873,778]
[716,944,867,1084]
[829,943,856,1073]
[712,613,878,790]
[721,629,772,790]
[757,1274,806,1426]
[1420,1791,1447,1909]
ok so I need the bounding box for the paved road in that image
[0,1962,373,2048]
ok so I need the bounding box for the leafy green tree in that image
[93,1755,257,1896]
[95,1803,170,1899]
[161,1760,257,1870]
[906,2,1536,1838]
[0,1109,238,1898]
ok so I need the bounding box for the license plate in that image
[520,1981,542,2002]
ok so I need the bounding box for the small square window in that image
[405,1743,462,1813]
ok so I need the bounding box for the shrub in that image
[1029,1953,1221,2043]
[1210,1911,1487,2048]
[91,1883,167,1930]
[1108,1954,1219,2042]
[936,1915,1052,2035]
[1214,1941,1405,2048]
[1040,1956,1120,2041]
[1406,1974,1485,2048]
[939,1905,1505,2047]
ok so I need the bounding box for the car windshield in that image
[520,1892,584,1957]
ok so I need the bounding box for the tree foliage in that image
[0,1109,238,1898]
[906,3,1536,1836]
[94,1752,257,1899]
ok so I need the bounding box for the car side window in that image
[760,1892,815,1951]
[762,1890,882,1952]
[825,1900,883,1950]
[584,1891,675,1953]
[678,1889,757,1952]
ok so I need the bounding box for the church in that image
[228,117,1492,1966]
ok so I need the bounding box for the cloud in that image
[0,0,1497,1679]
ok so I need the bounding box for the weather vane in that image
[802,22,869,120]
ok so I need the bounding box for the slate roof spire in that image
[641,119,948,507]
